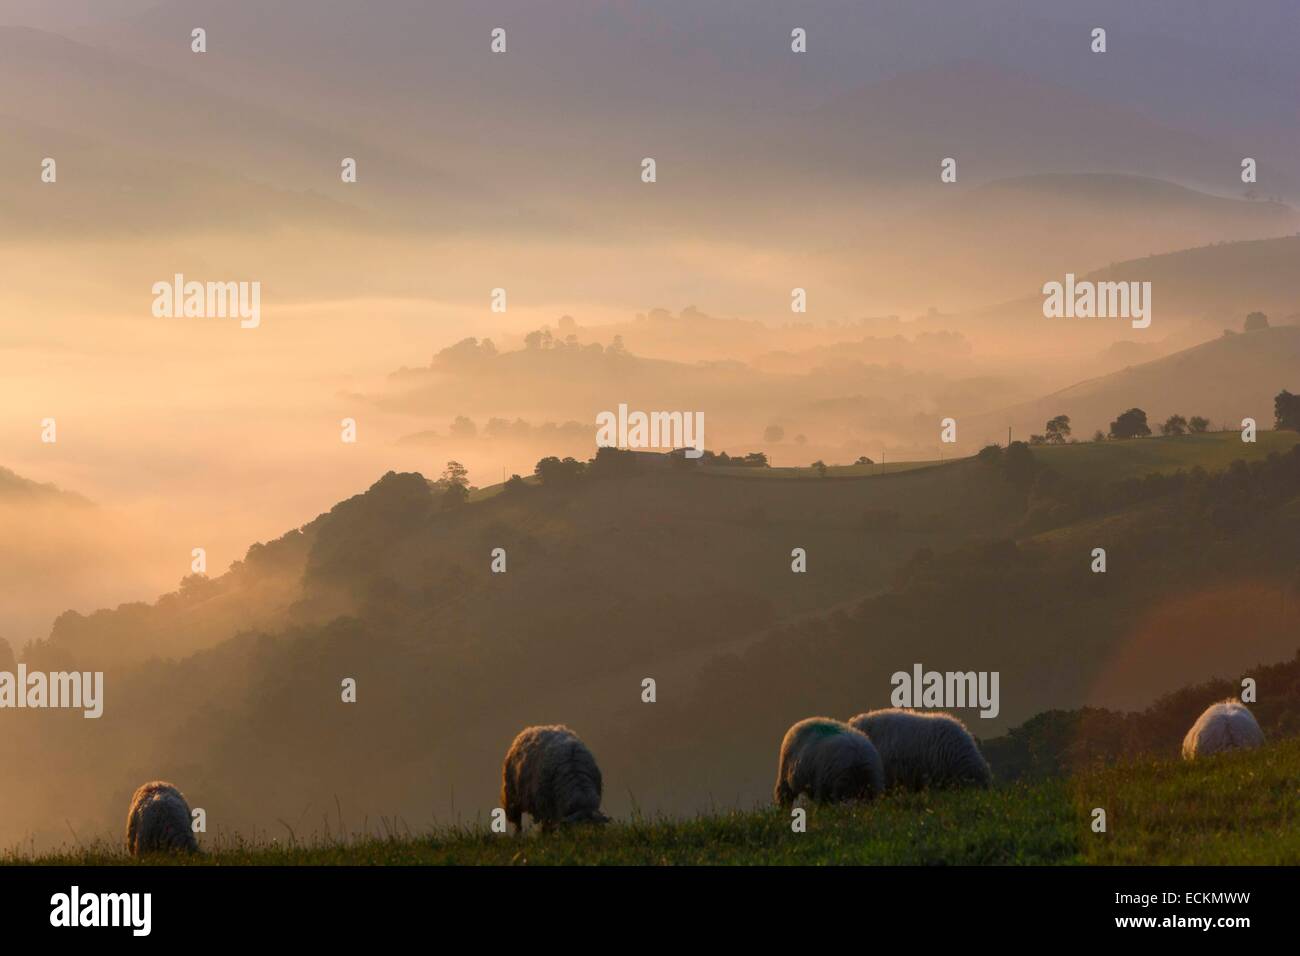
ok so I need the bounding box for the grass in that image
[704,460,948,479]
[1030,430,1300,483]
[692,431,1298,483]
[1077,736,1300,865]
[14,738,1300,866]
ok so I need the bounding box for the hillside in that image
[35,454,1024,672]
[17,736,1300,865]
[849,174,1299,309]
[975,236,1300,335]
[1029,429,1300,482]
[0,465,91,506]
[964,325,1300,446]
[0,466,110,646]
[4,433,1298,852]
[382,339,1021,464]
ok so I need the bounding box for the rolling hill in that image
[972,236,1300,335]
[4,432,1298,852]
[0,465,91,506]
[963,324,1300,445]
[845,174,1299,310]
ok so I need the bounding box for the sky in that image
[2,0,1298,643]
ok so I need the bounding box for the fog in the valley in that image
[3,0,1300,851]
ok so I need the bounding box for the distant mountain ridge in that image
[0,465,91,506]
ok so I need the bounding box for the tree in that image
[1109,408,1151,440]
[1188,416,1210,434]
[588,446,639,478]
[502,474,527,494]
[1244,311,1270,332]
[1044,415,1071,444]
[449,416,477,439]
[440,460,470,508]
[433,337,495,366]
[442,461,469,488]
[812,459,828,478]
[0,637,14,672]
[764,424,785,443]
[1276,390,1300,431]
[1160,414,1188,437]
[534,455,586,485]
[608,334,627,355]
[1001,441,1037,489]
[1092,430,1106,443]
[855,455,874,465]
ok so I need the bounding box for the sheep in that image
[773,717,885,807]
[848,708,992,791]
[501,725,610,832]
[125,781,199,856]
[1181,699,1264,759]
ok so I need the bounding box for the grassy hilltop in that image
[725,429,1300,483]
[18,736,1300,866]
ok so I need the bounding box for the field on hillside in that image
[1029,430,1300,482]
[14,737,1300,866]
[693,431,1298,484]
[705,460,947,478]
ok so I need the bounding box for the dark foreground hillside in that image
[3,433,1298,851]
[16,737,1300,866]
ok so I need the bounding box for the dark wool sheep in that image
[501,725,609,832]
[1182,700,1264,759]
[773,717,885,807]
[125,781,199,856]
[848,708,992,791]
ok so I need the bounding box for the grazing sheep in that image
[501,725,610,832]
[774,717,885,807]
[1182,700,1264,759]
[848,709,992,791]
[125,781,198,856]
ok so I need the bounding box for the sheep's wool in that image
[501,725,608,830]
[848,709,992,791]
[1182,700,1264,759]
[774,717,884,806]
[125,781,199,856]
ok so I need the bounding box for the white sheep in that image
[848,708,992,791]
[125,781,199,856]
[1182,699,1264,759]
[774,717,884,806]
[501,725,610,832]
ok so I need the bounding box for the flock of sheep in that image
[124,698,1265,854]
